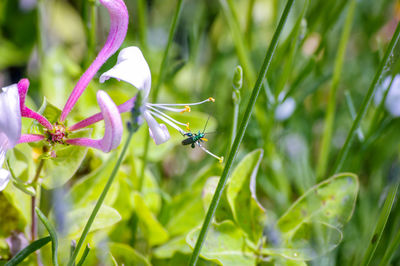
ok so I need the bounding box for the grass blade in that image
[76,244,91,266]
[360,182,399,266]
[35,207,59,266]
[5,236,51,266]
[188,0,295,265]
[332,21,400,173]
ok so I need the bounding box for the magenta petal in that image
[66,91,123,153]
[17,79,53,130]
[68,96,136,131]
[18,134,45,144]
[60,0,129,122]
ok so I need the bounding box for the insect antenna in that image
[202,116,210,133]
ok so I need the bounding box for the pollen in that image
[219,156,224,164]
[208,97,215,102]
[181,105,191,113]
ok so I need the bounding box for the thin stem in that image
[138,0,185,191]
[188,0,294,264]
[67,130,134,266]
[30,159,45,242]
[244,0,255,47]
[230,101,239,148]
[332,21,400,174]
[316,0,356,179]
[137,0,148,52]
[379,224,400,265]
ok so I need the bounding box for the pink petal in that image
[18,134,45,144]
[66,90,123,152]
[60,0,129,122]
[17,79,53,130]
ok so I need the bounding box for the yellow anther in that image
[180,105,191,113]
[186,122,191,131]
[219,156,224,164]
[201,138,208,142]
[208,97,215,102]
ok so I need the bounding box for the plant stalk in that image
[188,0,294,264]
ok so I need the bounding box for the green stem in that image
[138,0,185,191]
[230,100,239,148]
[360,181,399,266]
[332,21,400,174]
[344,90,364,141]
[244,0,255,47]
[188,0,294,264]
[67,130,134,266]
[316,0,356,179]
[379,224,400,265]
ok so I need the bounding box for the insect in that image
[181,117,223,163]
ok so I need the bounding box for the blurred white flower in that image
[0,84,22,191]
[19,0,37,12]
[374,75,400,117]
[275,92,296,121]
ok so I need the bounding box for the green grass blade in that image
[360,182,399,266]
[379,226,400,266]
[5,236,51,266]
[317,0,357,179]
[76,244,91,266]
[35,207,59,266]
[332,21,400,174]
[187,0,295,265]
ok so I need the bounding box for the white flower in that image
[100,46,214,145]
[274,92,296,121]
[0,84,22,191]
[374,75,400,117]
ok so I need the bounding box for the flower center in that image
[46,123,68,144]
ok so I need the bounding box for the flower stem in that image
[138,0,185,191]
[67,129,134,266]
[137,0,148,52]
[187,0,294,264]
[316,0,356,180]
[332,21,400,174]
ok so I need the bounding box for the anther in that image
[208,97,215,102]
[180,105,191,113]
[186,122,191,131]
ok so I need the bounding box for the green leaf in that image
[270,173,359,260]
[42,129,91,189]
[5,236,51,266]
[153,236,191,258]
[186,221,256,266]
[62,205,121,238]
[68,156,121,207]
[132,192,169,246]
[36,207,59,266]
[202,177,233,222]
[108,243,151,266]
[226,149,266,242]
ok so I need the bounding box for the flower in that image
[374,75,400,117]
[274,92,296,121]
[99,46,215,144]
[0,83,22,191]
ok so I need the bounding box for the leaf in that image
[186,221,256,266]
[108,243,151,266]
[227,149,266,242]
[5,236,51,266]
[68,156,121,207]
[36,207,59,266]
[153,236,191,258]
[269,173,359,260]
[202,177,233,222]
[132,192,169,246]
[42,129,91,189]
[62,205,121,238]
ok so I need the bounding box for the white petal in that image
[385,75,400,117]
[142,111,170,145]
[0,84,21,148]
[374,76,392,106]
[100,46,152,99]
[0,168,10,191]
[275,97,296,121]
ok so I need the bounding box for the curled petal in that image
[66,91,123,152]
[60,0,129,122]
[143,111,170,145]
[0,84,21,148]
[100,46,152,99]
[68,96,136,131]
[17,79,53,129]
